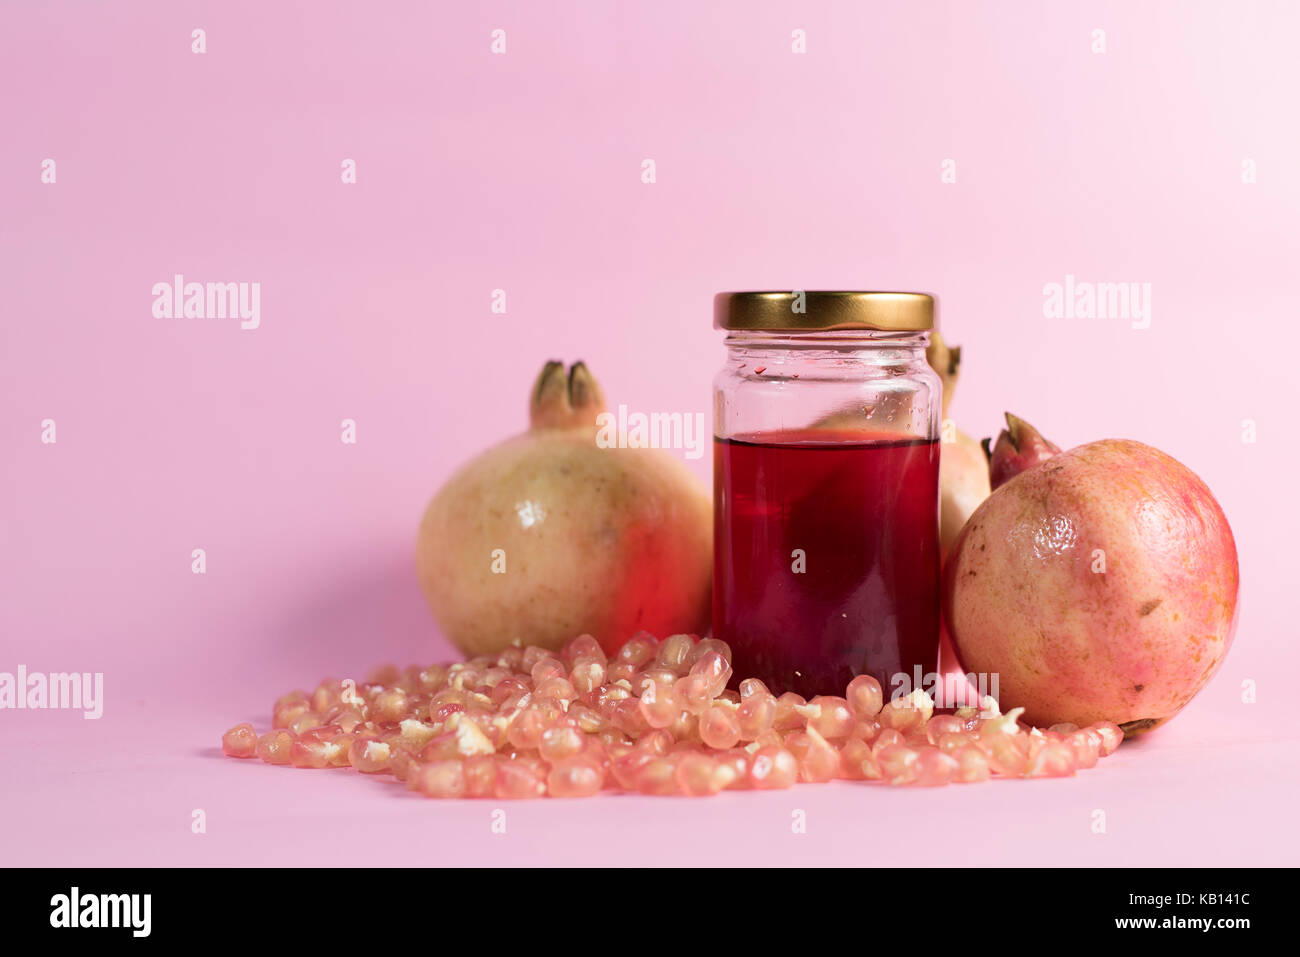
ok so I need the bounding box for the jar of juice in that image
[712,291,941,698]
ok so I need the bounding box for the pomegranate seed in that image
[785,728,839,783]
[221,723,258,758]
[718,749,752,789]
[326,733,356,767]
[845,674,884,717]
[274,689,309,710]
[685,638,732,669]
[838,738,882,780]
[290,736,332,769]
[349,737,391,773]
[801,696,855,740]
[539,724,586,762]
[464,755,498,797]
[849,718,882,743]
[673,674,713,715]
[1026,740,1078,778]
[773,693,807,731]
[416,760,466,798]
[925,714,965,744]
[599,730,635,759]
[530,657,566,685]
[699,705,742,750]
[547,757,605,797]
[689,651,732,697]
[396,718,439,752]
[655,633,697,672]
[367,664,400,685]
[747,746,798,790]
[872,728,906,754]
[389,747,416,782]
[635,728,674,756]
[225,633,1122,798]
[913,747,958,787]
[610,751,653,789]
[507,706,550,751]
[952,745,991,783]
[666,708,696,741]
[1068,729,1102,769]
[936,731,969,754]
[496,757,547,799]
[569,660,607,694]
[272,697,310,729]
[372,688,408,723]
[566,703,605,734]
[561,634,605,667]
[638,680,681,728]
[986,734,1031,777]
[532,676,577,705]
[490,676,530,707]
[636,757,681,795]
[877,745,921,785]
[616,633,658,668]
[736,694,777,740]
[310,681,341,713]
[675,752,726,795]
[256,730,295,765]
[417,664,449,692]
[605,661,638,685]
[612,698,652,738]
[879,690,933,732]
[325,705,365,734]
[288,711,325,735]
[1088,721,1124,755]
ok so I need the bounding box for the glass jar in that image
[712,291,942,698]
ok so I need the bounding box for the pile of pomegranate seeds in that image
[221,633,1123,797]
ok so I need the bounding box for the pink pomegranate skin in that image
[943,439,1239,736]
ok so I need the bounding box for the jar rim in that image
[714,291,934,332]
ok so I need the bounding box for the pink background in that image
[3,1,1297,866]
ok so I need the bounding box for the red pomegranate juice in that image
[713,429,940,698]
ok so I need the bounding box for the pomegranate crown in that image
[982,413,1061,490]
[530,360,608,430]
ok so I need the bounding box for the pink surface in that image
[2,1,1298,867]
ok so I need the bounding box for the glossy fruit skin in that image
[416,429,712,658]
[943,439,1239,735]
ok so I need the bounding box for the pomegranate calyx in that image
[529,360,608,430]
[984,413,1062,490]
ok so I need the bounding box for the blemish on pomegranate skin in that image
[1139,598,1162,617]
[1133,683,1144,693]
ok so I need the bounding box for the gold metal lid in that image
[714,291,934,332]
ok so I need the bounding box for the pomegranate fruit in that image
[944,415,1240,736]
[416,361,712,658]
[927,332,992,561]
